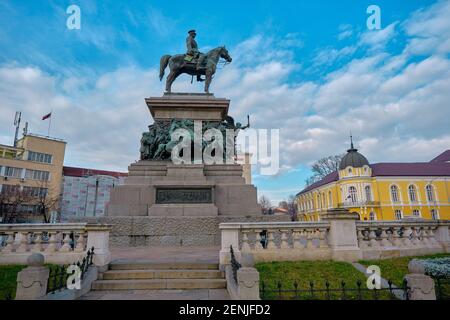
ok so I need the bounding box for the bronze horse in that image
[159,46,232,94]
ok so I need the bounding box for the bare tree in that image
[305,154,345,186]
[258,195,272,214]
[0,185,33,223]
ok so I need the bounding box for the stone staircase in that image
[91,261,227,291]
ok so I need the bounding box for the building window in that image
[426,185,435,202]
[391,185,400,203]
[4,166,22,178]
[431,209,439,220]
[408,185,417,202]
[348,186,357,203]
[394,210,402,220]
[328,191,332,207]
[22,186,48,197]
[25,169,50,181]
[369,212,376,220]
[1,184,20,195]
[412,209,420,217]
[28,151,53,164]
[348,168,352,174]
[322,193,325,208]
[365,186,372,202]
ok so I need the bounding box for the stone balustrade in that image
[356,220,450,260]
[0,223,111,266]
[219,210,450,266]
[219,221,332,265]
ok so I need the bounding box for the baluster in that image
[45,231,57,253]
[292,230,302,249]
[420,228,430,247]
[280,229,290,249]
[391,227,403,247]
[75,232,86,252]
[255,230,264,250]
[369,229,379,248]
[2,232,15,253]
[411,228,420,246]
[305,229,314,249]
[357,229,368,249]
[15,232,29,253]
[60,233,72,252]
[402,227,413,247]
[32,232,43,252]
[241,230,251,252]
[319,229,328,248]
[380,228,391,247]
[266,231,276,250]
[428,227,439,246]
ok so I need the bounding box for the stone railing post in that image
[86,224,111,268]
[321,208,361,261]
[237,267,260,300]
[15,253,49,300]
[435,222,450,252]
[404,259,436,300]
[219,223,241,269]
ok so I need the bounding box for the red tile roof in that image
[63,166,127,178]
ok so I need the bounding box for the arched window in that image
[391,185,400,203]
[426,185,434,202]
[394,209,402,220]
[365,186,372,202]
[408,185,417,202]
[328,191,332,208]
[348,186,357,203]
[322,193,326,208]
[369,212,376,220]
[431,209,439,220]
[412,209,420,217]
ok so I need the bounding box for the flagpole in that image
[47,110,52,137]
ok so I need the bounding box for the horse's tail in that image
[159,55,171,81]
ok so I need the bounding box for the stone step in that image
[103,269,224,280]
[109,262,219,271]
[92,279,227,291]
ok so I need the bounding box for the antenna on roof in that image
[13,111,22,147]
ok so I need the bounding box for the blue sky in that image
[1,0,449,204]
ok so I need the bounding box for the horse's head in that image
[219,46,232,63]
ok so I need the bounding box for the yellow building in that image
[296,142,450,222]
[0,134,66,222]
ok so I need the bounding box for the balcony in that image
[338,201,380,208]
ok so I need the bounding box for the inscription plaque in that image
[156,188,213,204]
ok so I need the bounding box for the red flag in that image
[42,112,51,120]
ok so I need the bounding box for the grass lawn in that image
[0,265,26,300]
[255,260,396,300]
[359,253,450,299]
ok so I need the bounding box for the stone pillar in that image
[219,223,241,268]
[435,223,450,252]
[86,224,111,267]
[321,208,362,261]
[237,267,260,300]
[15,253,49,300]
[404,259,436,300]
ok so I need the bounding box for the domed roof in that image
[339,138,369,170]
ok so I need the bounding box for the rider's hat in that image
[188,29,196,35]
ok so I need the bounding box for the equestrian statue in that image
[159,30,232,94]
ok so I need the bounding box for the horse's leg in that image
[166,70,176,93]
[205,68,214,94]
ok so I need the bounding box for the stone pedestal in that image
[321,208,362,261]
[106,93,261,218]
[15,253,49,300]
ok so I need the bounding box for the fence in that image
[46,247,94,294]
[260,279,410,300]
